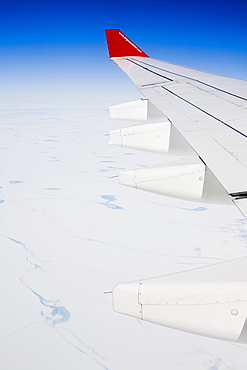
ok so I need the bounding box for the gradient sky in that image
[0,0,246,103]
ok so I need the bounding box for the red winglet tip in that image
[105,29,149,58]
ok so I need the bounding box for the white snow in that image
[1,98,247,369]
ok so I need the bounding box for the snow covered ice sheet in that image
[1,100,247,369]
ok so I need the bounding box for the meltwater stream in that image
[5,236,109,369]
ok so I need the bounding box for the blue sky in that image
[0,0,246,102]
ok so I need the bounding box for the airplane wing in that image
[105,29,247,343]
[105,29,247,218]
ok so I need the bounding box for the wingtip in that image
[105,29,149,58]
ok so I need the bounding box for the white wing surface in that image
[105,29,247,343]
[105,29,247,215]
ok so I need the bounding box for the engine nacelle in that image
[113,257,247,343]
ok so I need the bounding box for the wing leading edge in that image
[105,29,247,343]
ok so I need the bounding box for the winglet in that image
[105,29,149,58]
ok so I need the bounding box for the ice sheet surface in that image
[1,99,247,369]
